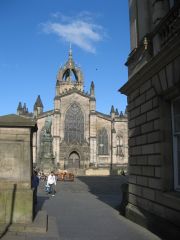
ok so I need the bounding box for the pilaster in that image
[89,112,97,165]
[53,108,61,166]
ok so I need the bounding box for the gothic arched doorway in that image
[67,151,80,169]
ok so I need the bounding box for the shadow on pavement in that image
[34,195,49,218]
[76,176,128,211]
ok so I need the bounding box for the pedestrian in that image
[32,170,39,204]
[45,182,50,194]
[47,171,56,196]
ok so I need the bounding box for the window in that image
[172,98,180,191]
[116,135,124,157]
[64,103,84,144]
[169,0,175,8]
[98,128,108,155]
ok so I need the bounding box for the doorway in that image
[67,151,80,169]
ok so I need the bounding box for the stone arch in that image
[62,68,78,82]
[67,151,80,169]
[64,147,84,169]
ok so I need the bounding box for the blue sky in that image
[0,0,130,116]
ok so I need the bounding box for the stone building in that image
[120,0,180,238]
[17,48,128,174]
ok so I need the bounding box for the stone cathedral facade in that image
[17,49,128,173]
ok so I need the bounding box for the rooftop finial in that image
[90,81,95,97]
[69,42,72,58]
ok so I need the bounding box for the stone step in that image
[8,210,48,233]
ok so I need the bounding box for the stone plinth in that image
[0,114,37,225]
[41,157,55,174]
[38,116,55,172]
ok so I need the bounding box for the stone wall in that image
[0,115,36,225]
[120,2,180,237]
[125,54,180,228]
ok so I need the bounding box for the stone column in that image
[129,0,152,49]
[152,0,169,25]
[111,120,116,169]
[53,112,60,167]
[112,130,117,167]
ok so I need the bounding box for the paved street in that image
[1,176,161,240]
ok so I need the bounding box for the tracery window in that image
[98,128,108,155]
[64,103,84,144]
[116,135,124,157]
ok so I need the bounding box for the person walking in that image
[47,171,56,196]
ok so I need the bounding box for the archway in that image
[67,151,80,169]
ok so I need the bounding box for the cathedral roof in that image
[96,111,111,120]
[96,110,127,122]
[35,110,54,119]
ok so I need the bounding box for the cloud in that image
[41,12,106,53]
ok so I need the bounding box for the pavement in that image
[0,176,161,240]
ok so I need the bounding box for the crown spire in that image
[56,46,84,94]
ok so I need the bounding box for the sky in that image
[0,0,130,116]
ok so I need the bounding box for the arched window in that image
[64,103,84,144]
[98,128,108,155]
[116,135,124,156]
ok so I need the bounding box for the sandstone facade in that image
[120,0,180,238]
